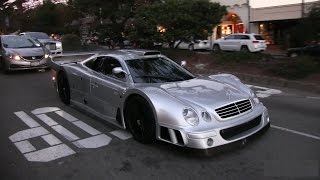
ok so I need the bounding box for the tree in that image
[127,0,227,47]
[289,2,320,47]
[72,0,161,40]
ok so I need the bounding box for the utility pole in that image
[301,0,305,18]
[247,0,251,33]
[99,8,103,25]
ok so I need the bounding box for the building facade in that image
[211,0,319,46]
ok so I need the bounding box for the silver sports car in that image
[50,49,270,149]
[0,35,50,72]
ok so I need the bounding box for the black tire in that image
[241,46,249,53]
[57,72,70,105]
[125,96,156,144]
[289,52,298,58]
[188,44,194,51]
[213,44,221,53]
[1,60,9,74]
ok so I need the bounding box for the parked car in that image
[0,35,50,73]
[213,33,267,53]
[20,32,63,55]
[49,49,270,149]
[287,44,320,57]
[174,39,210,50]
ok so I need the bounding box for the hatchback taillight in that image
[252,40,260,43]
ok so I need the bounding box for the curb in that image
[196,69,320,94]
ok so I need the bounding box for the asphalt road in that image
[0,70,319,180]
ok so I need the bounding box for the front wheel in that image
[188,45,194,51]
[57,72,70,105]
[125,96,156,144]
[289,52,298,58]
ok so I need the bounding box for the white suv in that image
[213,33,267,53]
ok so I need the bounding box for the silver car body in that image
[20,32,63,55]
[50,49,270,149]
[0,35,50,71]
[174,39,210,50]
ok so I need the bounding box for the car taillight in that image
[252,40,260,43]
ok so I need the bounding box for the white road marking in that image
[51,125,80,141]
[72,121,101,136]
[271,125,320,141]
[14,141,36,154]
[306,96,320,100]
[10,107,118,162]
[14,111,40,128]
[24,144,76,162]
[9,127,50,142]
[32,107,61,115]
[247,85,282,98]
[110,130,132,140]
[36,114,58,126]
[55,110,78,122]
[41,134,62,146]
[73,134,112,148]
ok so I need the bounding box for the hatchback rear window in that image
[254,35,265,40]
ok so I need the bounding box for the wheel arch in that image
[122,91,158,130]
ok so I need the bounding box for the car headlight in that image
[250,90,260,104]
[9,54,21,61]
[44,54,50,58]
[182,108,199,126]
[201,111,212,122]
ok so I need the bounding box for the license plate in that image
[31,62,40,66]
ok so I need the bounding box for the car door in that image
[220,35,235,51]
[67,64,92,105]
[89,56,128,122]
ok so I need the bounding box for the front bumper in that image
[5,58,48,70]
[158,108,270,149]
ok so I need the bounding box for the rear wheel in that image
[125,96,156,144]
[240,46,249,53]
[213,44,221,53]
[57,72,70,105]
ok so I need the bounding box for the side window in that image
[225,35,234,40]
[85,56,105,72]
[101,57,126,80]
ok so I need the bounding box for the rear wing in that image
[48,53,96,70]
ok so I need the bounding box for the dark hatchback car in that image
[287,44,320,57]
[0,35,50,73]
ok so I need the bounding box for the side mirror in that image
[112,67,127,75]
[180,60,187,67]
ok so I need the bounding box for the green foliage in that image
[270,56,320,79]
[61,34,81,51]
[289,3,320,47]
[128,0,227,46]
[213,52,273,65]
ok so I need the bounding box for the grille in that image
[215,99,252,119]
[46,43,56,50]
[220,115,261,140]
[22,56,44,60]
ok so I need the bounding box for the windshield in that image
[25,32,50,39]
[126,57,195,83]
[2,36,40,48]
